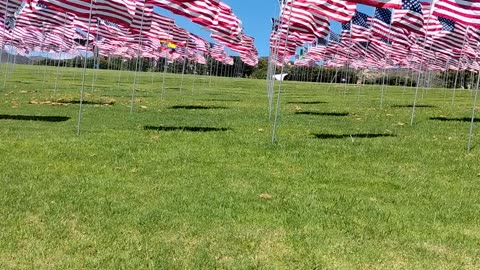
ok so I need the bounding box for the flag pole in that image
[3,9,17,90]
[467,70,480,152]
[161,22,173,100]
[410,0,435,125]
[451,27,470,104]
[54,12,69,96]
[179,42,189,94]
[76,0,95,136]
[130,7,146,113]
[272,0,295,144]
[0,0,10,72]
[268,3,285,120]
[191,59,197,94]
[90,26,100,94]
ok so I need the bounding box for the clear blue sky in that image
[155,2,375,57]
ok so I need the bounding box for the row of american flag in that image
[0,0,258,66]
[271,0,480,73]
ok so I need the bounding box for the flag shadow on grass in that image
[10,80,34,85]
[287,101,327,104]
[392,104,437,108]
[312,133,396,139]
[169,105,227,110]
[32,99,116,105]
[296,111,349,116]
[200,99,241,102]
[144,125,230,132]
[0,114,70,122]
[430,117,480,122]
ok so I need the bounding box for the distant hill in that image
[0,51,31,64]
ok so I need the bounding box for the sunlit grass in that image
[0,64,479,269]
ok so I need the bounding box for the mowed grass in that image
[1,64,480,269]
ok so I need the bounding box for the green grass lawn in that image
[1,64,480,269]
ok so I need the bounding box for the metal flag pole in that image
[117,57,124,88]
[150,56,158,92]
[268,11,284,120]
[161,22,173,100]
[90,24,100,94]
[179,42,189,94]
[76,0,95,136]
[421,52,436,99]
[41,49,50,90]
[452,27,470,104]
[0,0,11,72]
[130,7,146,113]
[3,13,17,90]
[266,1,286,111]
[467,70,480,152]
[341,22,354,97]
[380,23,394,109]
[192,60,197,94]
[272,0,295,144]
[442,56,450,100]
[410,1,435,125]
[54,12,69,96]
[208,55,214,87]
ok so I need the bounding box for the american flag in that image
[274,0,329,44]
[37,0,136,27]
[224,56,234,65]
[129,1,154,34]
[427,16,467,53]
[432,0,480,28]
[19,2,74,28]
[421,2,442,35]
[349,0,401,9]
[370,8,410,46]
[212,32,257,59]
[5,16,16,31]
[210,2,242,38]
[94,0,136,27]
[240,53,258,66]
[392,0,423,35]
[342,11,371,42]
[1,0,25,32]
[189,33,208,53]
[296,0,356,23]
[371,8,391,38]
[329,31,341,43]
[209,43,227,61]
[147,0,220,29]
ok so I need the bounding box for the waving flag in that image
[1,0,24,32]
[432,0,480,28]
[277,0,330,43]
[296,0,356,23]
[211,2,242,38]
[37,0,136,27]
[392,0,423,35]
[349,0,401,9]
[146,0,220,28]
[342,11,372,42]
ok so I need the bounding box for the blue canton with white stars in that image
[375,8,392,24]
[402,0,422,14]
[329,31,341,43]
[352,12,370,28]
[438,16,455,32]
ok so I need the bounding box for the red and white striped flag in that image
[349,0,401,9]
[432,0,480,28]
[296,0,356,23]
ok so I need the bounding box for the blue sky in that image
[155,2,375,57]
